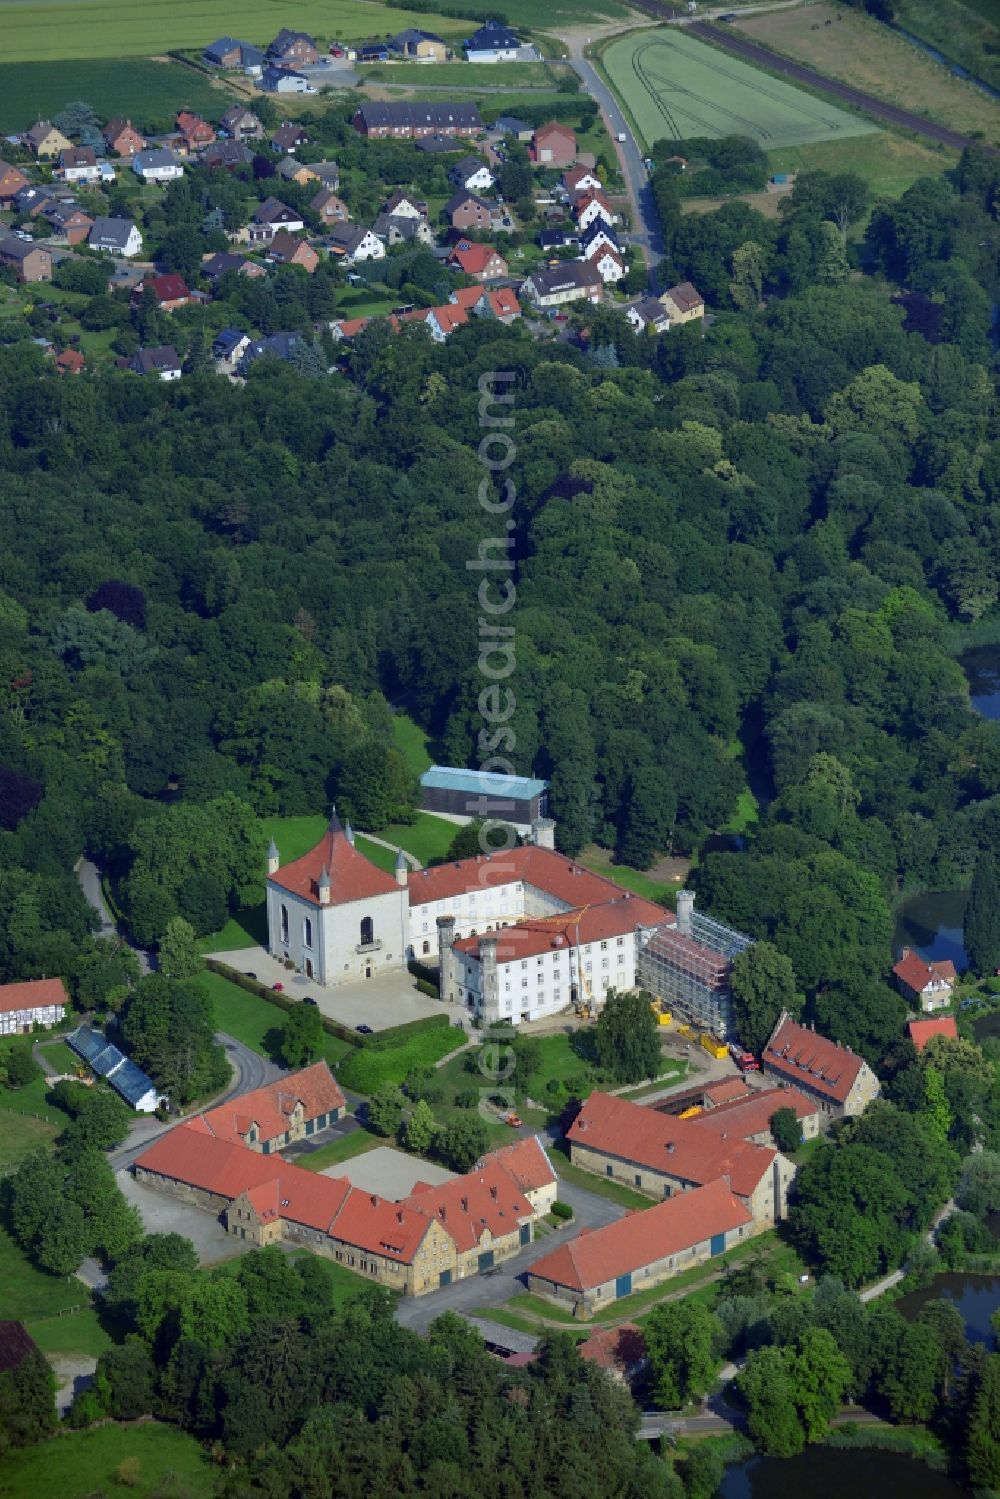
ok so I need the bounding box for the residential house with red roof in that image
[55,348,85,375]
[446,241,508,280]
[131,273,193,312]
[0,978,68,1036]
[893,948,958,1012]
[574,191,616,232]
[577,1323,647,1387]
[762,1011,880,1119]
[176,112,215,152]
[527,1178,753,1313]
[907,1015,959,1053]
[0,160,30,204]
[531,121,576,168]
[102,119,145,157]
[566,1091,794,1226]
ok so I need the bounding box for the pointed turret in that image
[267,837,280,876]
[318,864,331,904]
[328,802,341,834]
[395,848,408,888]
[345,819,355,846]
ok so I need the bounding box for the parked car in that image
[481,1265,502,1277]
[273,982,284,992]
[244,971,257,980]
[303,996,318,1007]
[356,1023,373,1035]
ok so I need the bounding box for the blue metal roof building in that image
[67,1026,161,1112]
[418,765,548,830]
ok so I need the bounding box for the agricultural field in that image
[0,57,225,133]
[0,0,469,64]
[735,2,1000,146]
[766,131,958,196]
[603,28,877,149]
[0,1422,214,1499]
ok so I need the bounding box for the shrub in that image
[415,978,439,998]
[455,1089,479,1109]
[551,1200,573,1221]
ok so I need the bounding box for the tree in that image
[93,1336,157,1420]
[644,1301,721,1408]
[367,1086,406,1137]
[0,1344,56,1453]
[157,916,202,980]
[280,1002,324,1068]
[594,989,661,1085]
[4,1047,39,1089]
[737,1345,804,1457]
[121,974,227,1104]
[965,850,1000,976]
[402,1098,435,1154]
[55,1083,132,1153]
[436,1115,488,1172]
[73,936,140,1012]
[729,942,800,1054]
[790,1328,851,1441]
[968,1354,1000,1488]
[729,240,765,310]
[770,1107,802,1155]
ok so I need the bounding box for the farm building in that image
[418,765,548,828]
[762,1012,880,1119]
[893,948,958,1011]
[0,978,68,1036]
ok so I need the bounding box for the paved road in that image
[75,856,151,973]
[686,19,999,156]
[395,1177,627,1333]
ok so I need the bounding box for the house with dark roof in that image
[372,213,435,247]
[201,250,265,282]
[0,237,51,283]
[266,231,320,271]
[566,1091,794,1225]
[203,140,255,171]
[130,345,182,380]
[520,260,602,308]
[248,197,304,244]
[89,216,142,257]
[762,1012,880,1119]
[658,280,705,323]
[893,949,958,1012]
[203,37,263,74]
[220,105,262,142]
[527,1178,753,1313]
[24,120,72,159]
[57,145,100,184]
[325,223,384,263]
[67,1024,161,1109]
[391,27,447,62]
[41,200,93,244]
[271,122,309,154]
[311,187,350,225]
[465,21,522,62]
[132,149,183,182]
[352,102,482,139]
[212,327,251,367]
[267,28,318,66]
[449,155,494,193]
[239,331,303,373]
[443,190,493,232]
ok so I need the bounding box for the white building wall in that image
[267,881,408,986]
[456,930,639,1024]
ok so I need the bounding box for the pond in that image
[896,1272,1000,1347]
[961,646,1000,722]
[893,889,968,973]
[716,1447,966,1499]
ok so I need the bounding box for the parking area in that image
[321,1145,456,1199]
[208,945,464,1033]
[117,1169,254,1266]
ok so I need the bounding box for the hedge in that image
[551,1200,573,1221]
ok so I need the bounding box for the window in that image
[360,916,374,945]
[601,957,609,969]
[304,917,313,948]
[521,960,527,970]
[522,978,528,989]
[617,937,624,947]
[422,940,430,955]
[280,904,289,942]
[600,941,608,951]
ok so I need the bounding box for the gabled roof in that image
[404,1161,532,1251]
[534,120,576,142]
[662,279,703,312]
[466,21,521,49]
[59,146,97,169]
[148,273,190,302]
[90,216,137,249]
[531,1179,752,1292]
[202,1061,344,1145]
[0,236,49,263]
[408,842,654,910]
[272,123,308,148]
[454,895,665,963]
[578,1322,646,1373]
[763,1014,866,1104]
[267,229,314,262]
[907,1016,959,1052]
[444,189,492,217]
[447,242,506,275]
[477,1134,556,1194]
[894,948,958,993]
[567,1091,778,1199]
[253,196,298,223]
[134,344,181,375]
[269,812,401,906]
[691,1086,816,1140]
[523,261,602,296]
[0,977,67,1015]
[134,149,181,170]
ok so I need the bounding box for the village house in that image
[55,348,85,375]
[403,303,469,340]
[203,141,255,172]
[203,37,264,75]
[574,190,616,232]
[262,68,310,94]
[578,220,621,260]
[531,121,576,168]
[352,102,482,140]
[893,948,958,1012]
[133,149,183,183]
[271,122,309,154]
[42,201,93,244]
[521,260,603,308]
[309,160,341,190]
[449,284,521,323]
[87,217,140,257]
[658,280,705,323]
[249,198,305,244]
[220,105,262,142]
[0,160,30,204]
[538,227,580,252]
[326,223,385,263]
[567,1091,795,1227]
[23,120,72,159]
[276,158,317,187]
[57,145,100,184]
[527,1178,753,1314]
[390,27,447,62]
[907,1015,959,1052]
[212,327,251,369]
[14,185,53,217]
[176,112,215,152]
[564,165,602,196]
[372,214,435,247]
[625,297,671,335]
[102,118,145,157]
[382,190,428,219]
[131,344,182,380]
[266,231,320,272]
[490,115,533,142]
[578,1324,648,1388]
[0,236,52,283]
[449,156,494,194]
[443,191,493,232]
[447,241,508,280]
[311,187,350,225]
[583,240,626,284]
[202,250,265,282]
[0,977,68,1036]
[465,21,522,62]
[762,1012,881,1119]
[132,273,193,312]
[239,331,303,373]
[267,28,319,67]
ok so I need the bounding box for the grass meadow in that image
[0,1422,214,1499]
[602,28,877,150]
[0,57,224,133]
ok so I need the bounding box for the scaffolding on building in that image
[636,898,751,1040]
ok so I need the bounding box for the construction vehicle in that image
[700,1033,728,1060]
[676,1023,696,1042]
[504,1112,522,1128]
[657,1008,672,1027]
[678,1105,703,1119]
[729,1042,760,1073]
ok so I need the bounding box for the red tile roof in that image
[568,1092,777,1199]
[149,273,190,303]
[763,1015,866,1104]
[268,819,400,906]
[893,948,958,994]
[0,977,68,1015]
[487,287,520,318]
[534,121,576,143]
[201,1061,344,1147]
[243,1167,350,1231]
[55,348,85,373]
[907,1016,958,1052]
[691,1086,816,1141]
[577,1322,646,1372]
[135,1121,282,1199]
[530,1179,752,1292]
[447,242,506,276]
[478,1134,556,1194]
[408,844,673,915]
[701,1078,754,1106]
[404,1161,532,1251]
[454,894,665,962]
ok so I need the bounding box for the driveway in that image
[117,1169,255,1266]
[321,1145,457,1197]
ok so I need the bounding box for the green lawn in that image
[362,60,558,88]
[577,845,677,904]
[0,1226,91,1323]
[0,1422,214,1499]
[338,1023,466,1094]
[548,1143,654,1211]
[33,1040,80,1075]
[602,29,877,150]
[0,0,469,64]
[0,1111,59,1172]
[285,1248,390,1309]
[197,969,355,1069]
[0,1043,72,1125]
[766,131,958,196]
[265,809,455,868]
[263,813,328,864]
[393,712,433,778]
[618,1062,690,1099]
[0,57,226,133]
[27,1307,113,1360]
[428,1047,549,1148]
[297,1128,382,1173]
[196,905,268,954]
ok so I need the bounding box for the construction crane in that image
[512,907,597,1018]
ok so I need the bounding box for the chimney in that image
[267,837,280,876]
[532,817,556,850]
[395,848,408,888]
[676,890,694,936]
